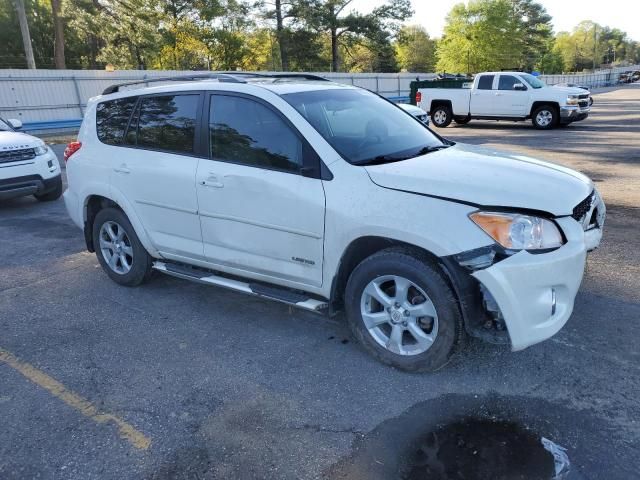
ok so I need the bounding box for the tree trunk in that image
[51,0,66,69]
[331,27,339,72]
[275,0,289,71]
[12,0,36,69]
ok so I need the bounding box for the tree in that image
[395,25,435,72]
[51,0,65,68]
[12,0,36,68]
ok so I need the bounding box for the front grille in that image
[578,100,589,108]
[572,192,594,222]
[0,148,36,164]
[578,94,589,99]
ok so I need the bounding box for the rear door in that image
[493,74,529,116]
[196,93,326,287]
[469,74,496,115]
[110,92,205,259]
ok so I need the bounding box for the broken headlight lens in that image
[470,211,564,251]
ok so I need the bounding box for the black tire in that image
[531,104,558,129]
[92,207,153,287]
[589,97,594,106]
[34,176,62,202]
[454,115,471,125]
[431,105,453,128]
[344,248,463,372]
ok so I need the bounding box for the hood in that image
[549,85,589,95]
[0,131,42,150]
[365,143,593,216]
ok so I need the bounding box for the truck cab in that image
[418,72,591,129]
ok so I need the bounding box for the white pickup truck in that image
[417,72,591,129]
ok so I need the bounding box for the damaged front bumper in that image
[445,215,602,351]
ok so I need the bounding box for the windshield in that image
[0,117,13,132]
[282,88,445,165]
[520,74,546,89]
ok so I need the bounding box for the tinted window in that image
[132,95,198,154]
[209,95,302,172]
[283,89,444,165]
[477,75,495,90]
[96,97,137,145]
[498,75,522,90]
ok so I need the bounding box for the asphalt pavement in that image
[1,84,639,479]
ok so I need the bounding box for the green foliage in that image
[395,25,435,72]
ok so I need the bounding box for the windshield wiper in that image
[356,144,450,166]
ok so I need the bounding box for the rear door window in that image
[128,94,199,154]
[477,75,495,90]
[96,97,138,145]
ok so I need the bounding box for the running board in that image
[152,261,328,313]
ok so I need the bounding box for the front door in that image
[196,93,326,287]
[493,74,529,116]
[111,92,204,259]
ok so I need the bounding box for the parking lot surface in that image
[1,85,639,479]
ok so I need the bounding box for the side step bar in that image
[152,261,328,313]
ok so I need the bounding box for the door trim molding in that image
[199,210,322,239]
[135,198,198,215]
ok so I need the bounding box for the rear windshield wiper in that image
[356,144,450,166]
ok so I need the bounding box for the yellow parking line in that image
[0,347,151,450]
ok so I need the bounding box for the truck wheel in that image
[454,115,471,125]
[92,207,153,287]
[532,105,558,129]
[431,106,453,127]
[344,248,463,372]
[34,176,62,202]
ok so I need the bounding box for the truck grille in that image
[0,148,36,164]
[572,192,594,222]
[578,94,589,99]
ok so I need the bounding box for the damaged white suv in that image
[63,73,605,371]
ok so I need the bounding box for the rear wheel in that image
[345,248,462,372]
[431,105,453,128]
[531,105,558,129]
[92,208,153,286]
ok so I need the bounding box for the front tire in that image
[92,208,153,286]
[34,176,62,202]
[531,105,558,129]
[344,248,462,372]
[431,105,453,128]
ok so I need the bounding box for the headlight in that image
[34,143,48,155]
[566,95,579,105]
[470,211,564,251]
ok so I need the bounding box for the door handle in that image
[114,164,130,174]
[200,173,224,188]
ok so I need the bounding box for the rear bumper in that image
[560,105,590,123]
[0,173,61,200]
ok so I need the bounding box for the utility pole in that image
[12,0,36,69]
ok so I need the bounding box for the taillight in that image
[63,141,82,162]
[415,92,422,104]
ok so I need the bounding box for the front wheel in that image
[531,105,558,129]
[92,207,153,286]
[431,106,453,128]
[345,248,462,372]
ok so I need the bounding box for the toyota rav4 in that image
[63,73,605,371]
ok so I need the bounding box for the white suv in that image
[63,73,605,371]
[0,117,62,201]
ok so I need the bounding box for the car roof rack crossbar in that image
[102,73,246,95]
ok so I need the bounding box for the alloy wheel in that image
[99,221,134,275]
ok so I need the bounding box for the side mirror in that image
[7,118,22,130]
[513,83,527,91]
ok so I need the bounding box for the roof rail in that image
[216,72,330,82]
[102,73,245,95]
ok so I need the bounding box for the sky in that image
[349,0,640,41]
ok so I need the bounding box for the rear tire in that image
[454,115,471,125]
[92,207,153,287]
[34,176,62,202]
[431,105,453,128]
[344,248,462,372]
[531,105,558,129]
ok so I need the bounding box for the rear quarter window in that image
[96,97,137,145]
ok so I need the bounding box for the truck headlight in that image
[470,211,564,251]
[566,95,579,105]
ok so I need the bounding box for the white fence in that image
[0,66,637,132]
